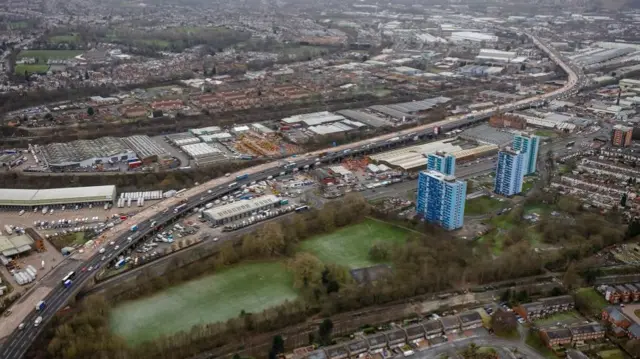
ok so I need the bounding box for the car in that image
[88,266,93,271]
[99,248,106,254]
[110,241,115,246]
[18,323,25,330]
[81,267,87,272]
[213,237,219,242]
[101,256,106,261]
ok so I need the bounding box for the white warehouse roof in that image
[204,195,281,221]
[281,111,346,126]
[450,31,498,43]
[180,143,223,159]
[0,185,116,207]
[369,140,462,171]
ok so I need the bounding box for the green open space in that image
[525,332,558,359]
[598,349,625,359]
[8,21,28,29]
[15,64,50,74]
[522,181,535,193]
[48,33,81,44]
[50,232,87,251]
[465,196,509,216]
[17,50,83,61]
[110,261,297,345]
[298,219,410,268]
[535,129,558,138]
[575,288,608,316]
[533,310,582,327]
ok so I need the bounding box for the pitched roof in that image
[629,323,640,338]
[544,328,572,339]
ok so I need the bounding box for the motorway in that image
[0,33,581,359]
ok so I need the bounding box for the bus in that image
[61,271,76,285]
[295,205,309,212]
[566,141,575,148]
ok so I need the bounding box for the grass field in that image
[8,21,28,30]
[533,310,583,327]
[15,64,49,74]
[465,196,508,216]
[17,50,83,61]
[598,349,624,359]
[298,219,410,268]
[535,129,558,138]
[48,33,81,44]
[110,261,297,345]
[576,288,608,316]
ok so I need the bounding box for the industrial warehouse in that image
[368,139,498,171]
[203,195,282,225]
[0,185,116,209]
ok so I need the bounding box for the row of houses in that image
[539,322,605,347]
[513,295,575,321]
[602,306,640,339]
[301,311,484,359]
[601,284,640,303]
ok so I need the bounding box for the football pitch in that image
[298,218,410,268]
[110,261,297,345]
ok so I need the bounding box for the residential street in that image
[410,335,543,359]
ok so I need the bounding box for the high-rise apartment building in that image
[427,151,456,176]
[612,124,633,147]
[494,147,525,196]
[416,170,466,230]
[512,133,540,175]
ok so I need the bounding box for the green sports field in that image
[298,219,410,268]
[15,64,49,74]
[110,261,297,345]
[17,50,84,61]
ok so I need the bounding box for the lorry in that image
[35,300,45,311]
[236,174,249,181]
[130,224,138,232]
[174,203,188,213]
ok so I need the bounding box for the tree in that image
[318,319,333,346]
[272,335,285,354]
[491,309,517,337]
[369,241,391,261]
[87,106,95,116]
[563,261,581,290]
[288,253,324,289]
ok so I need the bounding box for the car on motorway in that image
[17,323,25,330]
[81,266,87,272]
[88,266,93,271]
[110,241,115,246]
[99,248,105,254]
[101,255,106,261]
